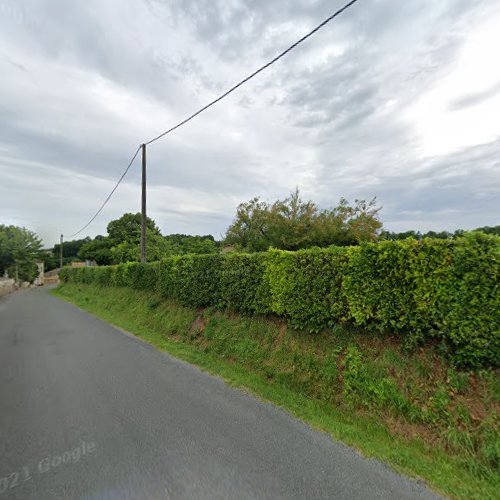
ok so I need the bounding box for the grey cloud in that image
[165,0,356,64]
[449,80,500,111]
[3,56,28,72]
[1,0,499,246]
[337,139,500,232]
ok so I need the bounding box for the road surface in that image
[0,288,440,499]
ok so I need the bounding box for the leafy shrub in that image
[59,267,71,283]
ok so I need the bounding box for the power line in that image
[145,0,360,145]
[66,145,141,238]
[65,0,360,238]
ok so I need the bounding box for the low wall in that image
[0,278,16,298]
[44,275,60,285]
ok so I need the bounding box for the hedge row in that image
[60,232,500,368]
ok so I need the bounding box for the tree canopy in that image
[77,235,114,265]
[76,213,219,264]
[0,225,43,281]
[53,237,90,259]
[65,206,498,265]
[224,189,382,252]
[107,212,161,244]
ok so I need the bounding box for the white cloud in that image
[408,5,500,156]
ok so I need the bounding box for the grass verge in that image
[52,283,499,499]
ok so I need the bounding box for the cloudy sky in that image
[1,0,499,246]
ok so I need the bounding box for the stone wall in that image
[0,278,17,298]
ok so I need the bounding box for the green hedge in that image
[160,254,223,307]
[59,232,500,368]
[265,247,351,332]
[218,253,270,314]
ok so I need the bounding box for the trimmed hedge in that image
[265,247,351,332]
[59,232,500,368]
[159,254,223,307]
[218,253,271,314]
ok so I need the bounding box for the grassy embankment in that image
[53,283,499,499]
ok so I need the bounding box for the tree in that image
[225,197,274,252]
[105,213,164,263]
[110,233,172,263]
[53,237,90,259]
[73,213,220,265]
[225,189,382,252]
[107,213,160,244]
[77,236,114,265]
[40,252,58,272]
[345,198,383,243]
[162,234,218,255]
[475,225,500,236]
[0,225,43,282]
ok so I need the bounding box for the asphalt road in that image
[0,288,440,500]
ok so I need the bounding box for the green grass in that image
[53,283,500,499]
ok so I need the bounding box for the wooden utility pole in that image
[60,234,63,269]
[141,144,147,263]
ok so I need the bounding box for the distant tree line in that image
[71,213,219,265]
[380,225,500,241]
[53,237,91,259]
[43,237,91,270]
[50,192,498,265]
